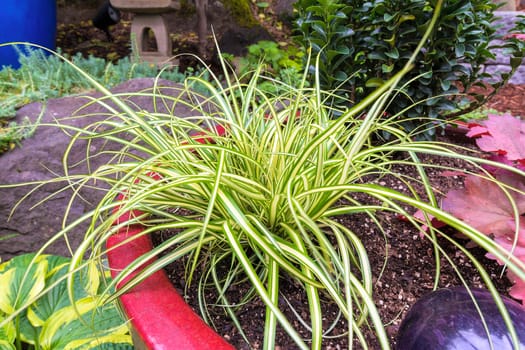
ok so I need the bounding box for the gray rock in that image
[0,78,197,260]
[484,11,525,84]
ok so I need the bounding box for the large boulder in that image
[0,78,195,260]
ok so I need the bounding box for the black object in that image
[396,286,525,349]
[92,1,120,41]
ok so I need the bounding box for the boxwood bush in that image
[293,0,525,139]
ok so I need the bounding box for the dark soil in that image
[56,2,525,349]
[152,132,514,349]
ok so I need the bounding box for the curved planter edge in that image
[106,204,234,349]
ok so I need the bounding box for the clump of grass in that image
[20,52,521,348]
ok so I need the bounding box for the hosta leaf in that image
[0,254,47,314]
[0,340,15,350]
[39,297,132,350]
[18,312,39,345]
[27,258,100,328]
[0,314,15,348]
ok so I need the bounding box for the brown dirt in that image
[56,2,525,349]
[152,132,514,349]
[468,83,525,117]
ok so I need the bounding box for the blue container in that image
[0,0,57,69]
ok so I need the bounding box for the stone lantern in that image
[110,0,180,65]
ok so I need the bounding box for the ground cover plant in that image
[0,45,202,154]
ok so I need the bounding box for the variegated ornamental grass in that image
[2,11,525,348]
[27,55,521,349]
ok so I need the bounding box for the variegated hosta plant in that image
[0,253,132,349]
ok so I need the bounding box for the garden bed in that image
[151,131,514,349]
[56,3,524,348]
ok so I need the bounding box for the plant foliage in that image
[28,49,524,348]
[0,253,132,350]
[293,0,525,139]
[4,20,525,346]
[223,40,306,94]
[441,114,525,304]
[0,45,205,154]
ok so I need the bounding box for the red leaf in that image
[440,170,467,177]
[486,221,525,305]
[504,33,525,41]
[474,114,525,162]
[411,209,446,236]
[507,272,525,306]
[441,174,525,237]
[466,125,489,138]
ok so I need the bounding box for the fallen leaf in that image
[441,174,525,237]
[474,114,525,162]
[465,125,489,138]
[411,209,446,236]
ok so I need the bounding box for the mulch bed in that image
[468,83,525,117]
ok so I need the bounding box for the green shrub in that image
[223,40,306,94]
[293,0,525,139]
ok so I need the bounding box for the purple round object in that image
[396,286,525,350]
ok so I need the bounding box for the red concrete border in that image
[106,225,234,349]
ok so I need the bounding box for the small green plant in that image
[293,0,525,139]
[243,40,303,72]
[230,40,306,93]
[0,253,133,349]
[0,118,36,154]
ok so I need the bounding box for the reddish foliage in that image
[440,115,525,305]
[441,174,525,238]
[467,114,525,171]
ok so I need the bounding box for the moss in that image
[223,0,258,28]
[178,0,197,15]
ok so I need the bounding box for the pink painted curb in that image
[106,222,234,349]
